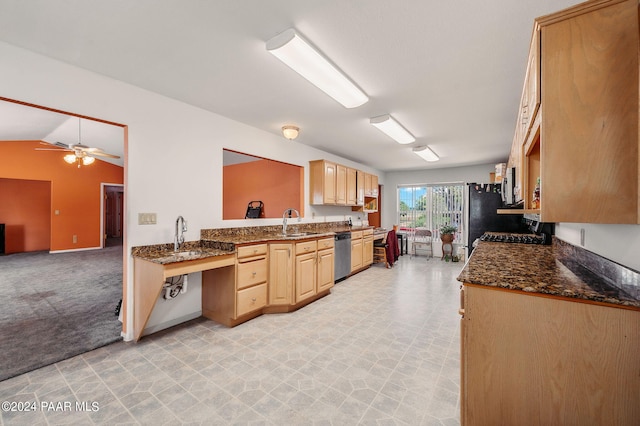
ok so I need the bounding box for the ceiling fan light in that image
[266,28,368,108]
[64,154,77,164]
[282,125,299,140]
[370,114,415,144]
[412,145,439,162]
[82,156,95,166]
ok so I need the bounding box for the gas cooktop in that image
[480,232,547,245]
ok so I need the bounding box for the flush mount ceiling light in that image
[282,125,299,140]
[413,145,440,162]
[266,28,368,108]
[369,114,416,144]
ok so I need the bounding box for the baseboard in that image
[141,311,202,337]
[50,246,102,254]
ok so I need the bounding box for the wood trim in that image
[536,0,630,27]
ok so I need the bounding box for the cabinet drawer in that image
[317,237,334,250]
[363,228,373,237]
[236,283,267,317]
[237,258,267,290]
[295,240,317,254]
[237,244,268,259]
[351,231,363,239]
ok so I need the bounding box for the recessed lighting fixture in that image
[413,145,439,162]
[282,125,299,140]
[266,28,368,108]
[369,114,415,144]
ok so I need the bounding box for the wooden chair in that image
[410,227,433,259]
[373,231,390,268]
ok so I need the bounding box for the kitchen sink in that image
[283,232,318,237]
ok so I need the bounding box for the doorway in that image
[103,183,124,247]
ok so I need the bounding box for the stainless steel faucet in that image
[282,208,300,235]
[174,215,187,251]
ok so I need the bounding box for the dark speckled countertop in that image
[457,236,640,310]
[132,221,374,265]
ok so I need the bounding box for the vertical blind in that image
[397,183,464,242]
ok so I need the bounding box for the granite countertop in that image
[457,238,640,310]
[132,221,375,265]
[131,241,234,265]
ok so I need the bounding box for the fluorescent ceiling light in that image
[266,28,368,108]
[413,145,439,162]
[369,114,415,144]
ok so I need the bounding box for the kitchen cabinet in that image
[294,240,317,303]
[336,164,347,205]
[350,230,363,272]
[316,237,335,292]
[268,243,293,306]
[460,283,640,425]
[539,0,639,223]
[202,243,268,327]
[507,0,640,223]
[350,229,373,273]
[363,229,373,266]
[266,236,334,311]
[309,160,337,205]
[347,167,357,205]
[310,160,378,209]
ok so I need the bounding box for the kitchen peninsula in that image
[131,221,375,341]
[457,236,640,425]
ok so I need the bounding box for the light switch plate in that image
[138,213,157,225]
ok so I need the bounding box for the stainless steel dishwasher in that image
[334,231,351,282]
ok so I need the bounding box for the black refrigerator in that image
[466,183,525,254]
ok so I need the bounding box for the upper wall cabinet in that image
[309,160,377,210]
[508,0,639,224]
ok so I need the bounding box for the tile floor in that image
[0,256,463,425]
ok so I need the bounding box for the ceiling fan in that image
[35,118,120,167]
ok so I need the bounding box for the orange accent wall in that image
[0,178,51,253]
[223,159,303,220]
[0,141,124,252]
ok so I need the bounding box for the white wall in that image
[0,41,381,340]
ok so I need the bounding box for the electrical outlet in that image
[72,235,78,244]
[580,228,585,246]
[138,213,157,225]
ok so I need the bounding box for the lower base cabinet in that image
[461,284,640,426]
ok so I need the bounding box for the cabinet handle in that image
[252,297,256,302]
[252,272,256,277]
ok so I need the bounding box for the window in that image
[398,183,464,242]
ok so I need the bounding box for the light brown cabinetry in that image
[538,0,639,223]
[202,243,268,327]
[350,230,363,272]
[310,160,378,210]
[350,229,373,273]
[461,284,640,426]
[309,160,337,205]
[268,243,293,306]
[267,236,334,311]
[347,167,358,205]
[316,237,335,292]
[507,0,640,223]
[363,229,373,266]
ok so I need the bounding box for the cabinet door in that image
[323,161,337,204]
[364,173,373,196]
[317,248,335,292]
[540,0,638,223]
[356,169,365,205]
[346,167,357,205]
[336,164,347,205]
[370,174,379,197]
[295,252,317,303]
[363,236,373,266]
[351,238,363,272]
[268,244,293,306]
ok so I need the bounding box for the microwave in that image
[501,167,516,206]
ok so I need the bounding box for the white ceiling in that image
[0,0,578,172]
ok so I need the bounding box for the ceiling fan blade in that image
[90,151,121,159]
[35,147,72,152]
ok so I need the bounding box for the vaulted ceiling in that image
[0,0,578,171]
